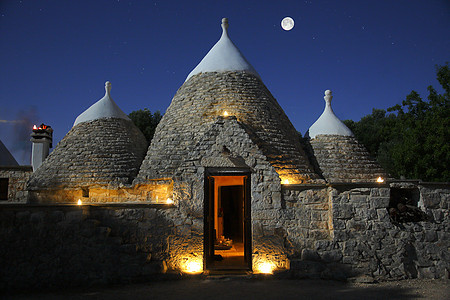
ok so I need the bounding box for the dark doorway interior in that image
[220,185,244,243]
[0,178,8,200]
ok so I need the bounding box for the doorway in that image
[204,169,251,271]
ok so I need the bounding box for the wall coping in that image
[0,202,176,211]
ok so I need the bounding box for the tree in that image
[128,108,163,144]
[344,63,449,182]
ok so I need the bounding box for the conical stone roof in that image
[306,90,387,183]
[0,140,19,166]
[136,19,320,183]
[28,82,147,190]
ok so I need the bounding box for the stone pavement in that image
[4,278,449,300]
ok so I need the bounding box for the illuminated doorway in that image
[204,169,251,271]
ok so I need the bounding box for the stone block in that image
[376,208,389,221]
[301,249,320,261]
[421,193,441,208]
[371,197,390,209]
[424,230,438,242]
[320,250,343,263]
[333,203,353,219]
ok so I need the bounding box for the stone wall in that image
[0,166,32,203]
[0,204,175,291]
[285,182,449,280]
[0,181,448,290]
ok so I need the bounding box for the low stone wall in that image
[0,204,175,291]
[0,166,32,203]
[1,182,448,290]
[285,182,450,281]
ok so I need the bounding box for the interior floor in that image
[211,242,245,269]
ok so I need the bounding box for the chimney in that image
[30,124,53,171]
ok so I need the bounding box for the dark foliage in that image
[128,108,163,144]
[344,63,449,182]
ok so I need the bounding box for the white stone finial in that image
[105,81,111,96]
[324,89,332,105]
[221,18,229,33]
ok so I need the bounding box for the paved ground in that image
[4,278,449,300]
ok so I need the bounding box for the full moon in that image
[281,17,294,31]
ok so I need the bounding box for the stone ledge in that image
[0,202,176,210]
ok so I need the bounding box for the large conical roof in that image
[137,19,320,183]
[28,82,147,190]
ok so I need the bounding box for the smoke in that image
[5,107,40,164]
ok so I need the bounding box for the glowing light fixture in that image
[166,198,174,204]
[256,261,275,274]
[282,179,290,185]
[33,125,38,130]
[376,177,384,183]
[181,259,203,274]
[223,111,229,117]
[77,199,82,205]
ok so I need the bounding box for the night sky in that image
[1,0,449,165]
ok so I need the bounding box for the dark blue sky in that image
[1,0,449,164]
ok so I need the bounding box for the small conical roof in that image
[73,81,130,126]
[185,18,260,81]
[305,90,387,183]
[307,90,353,138]
[28,82,147,191]
[0,140,19,166]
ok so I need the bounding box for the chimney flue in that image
[30,124,53,171]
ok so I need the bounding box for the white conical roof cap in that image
[185,18,260,81]
[308,90,354,138]
[73,81,130,126]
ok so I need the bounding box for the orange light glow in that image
[223,111,229,117]
[376,177,384,183]
[255,261,276,274]
[181,258,203,274]
[77,199,82,205]
[166,198,174,204]
[282,179,290,184]
[33,125,38,130]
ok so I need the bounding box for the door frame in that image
[204,167,252,271]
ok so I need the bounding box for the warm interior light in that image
[77,199,82,205]
[256,261,275,274]
[166,198,173,204]
[377,177,384,183]
[181,259,203,274]
[223,111,229,117]
[282,179,290,184]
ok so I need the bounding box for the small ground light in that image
[182,260,203,274]
[77,199,82,205]
[377,177,384,183]
[223,111,229,117]
[257,261,275,274]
